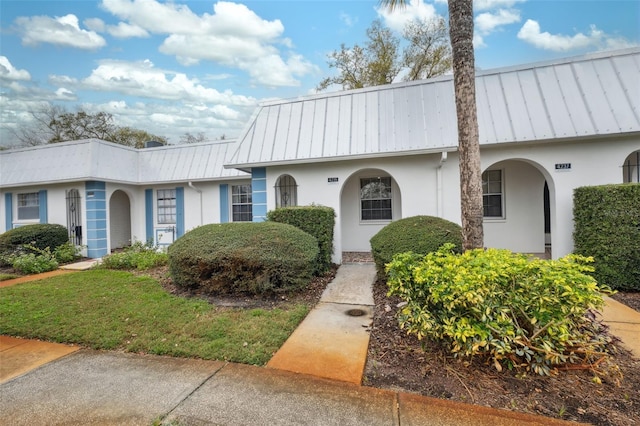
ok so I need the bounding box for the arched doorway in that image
[339,168,402,260]
[109,190,131,251]
[482,160,554,258]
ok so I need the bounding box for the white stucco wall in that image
[264,135,638,263]
[266,152,461,262]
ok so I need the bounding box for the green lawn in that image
[0,269,309,365]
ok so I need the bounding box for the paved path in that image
[267,263,376,383]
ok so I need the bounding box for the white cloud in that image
[339,12,357,28]
[54,87,76,100]
[83,100,250,142]
[84,18,106,32]
[50,59,257,106]
[473,34,487,49]
[107,22,149,38]
[98,0,312,87]
[15,14,106,50]
[517,19,637,52]
[375,0,439,33]
[474,0,526,12]
[475,9,520,34]
[0,56,31,81]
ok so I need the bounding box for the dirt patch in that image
[611,291,640,312]
[364,279,640,426]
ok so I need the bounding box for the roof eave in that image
[224,146,459,170]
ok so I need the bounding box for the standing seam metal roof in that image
[227,47,640,168]
[0,139,248,188]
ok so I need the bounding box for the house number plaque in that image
[555,163,571,171]
[327,177,339,183]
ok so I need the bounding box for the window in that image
[157,189,176,224]
[232,184,252,222]
[623,151,639,183]
[275,175,297,207]
[360,177,392,221]
[482,170,503,217]
[17,192,39,220]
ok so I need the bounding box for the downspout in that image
[188,181,203,226]
[436,152,448,218]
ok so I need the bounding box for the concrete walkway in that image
[601,296,640,358]
[267,263,376,384]
[1,260,638,425]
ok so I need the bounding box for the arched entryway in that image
[109,190,131,251]
[482,160,554,258]
[339,168,402,260]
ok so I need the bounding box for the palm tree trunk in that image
[448,0,484,250]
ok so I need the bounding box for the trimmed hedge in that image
[0,224,69,265]
[370,215,462,278]
[573,184,640,291]
[168,222,319,295]
[267,205,335,273]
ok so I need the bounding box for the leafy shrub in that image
[370,216,462,278]
[100,241,168,271]
[168,222,319,295]
[386,244,613,376]
[267,205,335,274]
[10,245,59,274]
[0,224,69,265]
[53,242,82,264]
[574,184,640,291]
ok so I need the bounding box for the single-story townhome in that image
[0,140,249,258]
[1,47,638,262]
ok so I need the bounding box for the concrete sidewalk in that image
[0,347,574,426]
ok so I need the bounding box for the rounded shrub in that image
[387,244,614,376]
[369,215,462,277]
[0,224,69,265]
[168,222,319,295]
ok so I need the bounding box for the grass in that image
[0,273,20,281]
[0,269,310,365]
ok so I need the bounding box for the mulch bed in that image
[611,291,640,312]
[363,279,640,426]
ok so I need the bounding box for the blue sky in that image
[1,0,638,146]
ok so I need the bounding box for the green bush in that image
[386,244,614,376]
[267,205,335,274]
[100,241,168,271]
[0,224,69,265]
[53,242,82,264]
[574,184,640,291]
[168,222,319,295]
[370,215,462,278]
[10,245,59,274]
